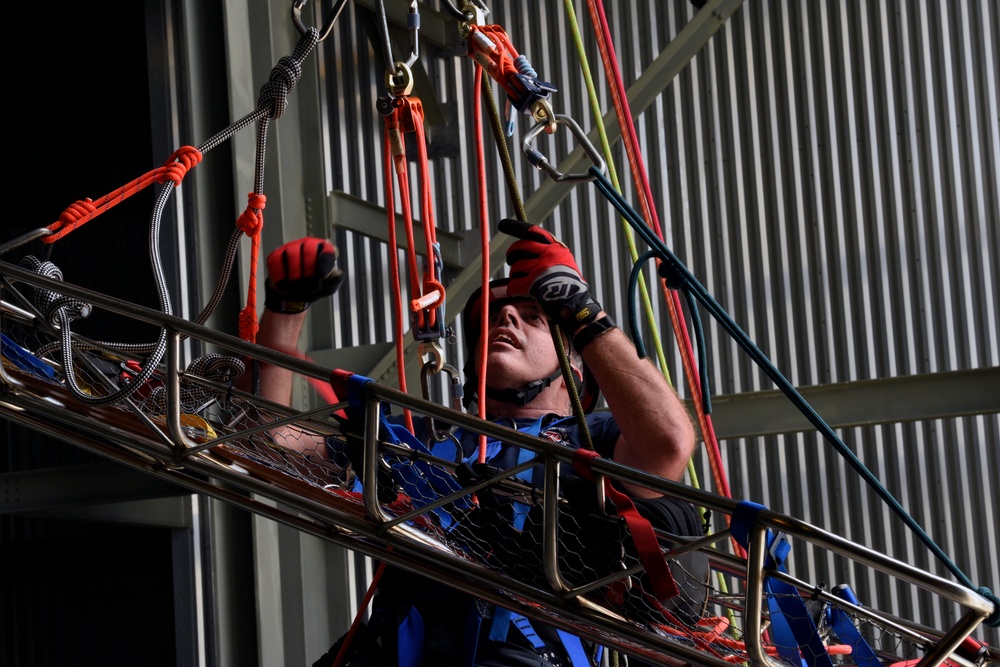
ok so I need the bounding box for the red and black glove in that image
[500,218,602,333]
[264,237,344,314]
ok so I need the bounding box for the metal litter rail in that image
[1,258,994,667]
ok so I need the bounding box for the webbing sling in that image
[828,585,882,667]
[732,501,833,667]
[511,416,544,530]
[572,449,680,603]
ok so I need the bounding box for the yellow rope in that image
[562,0,741,639]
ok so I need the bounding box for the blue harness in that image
[340,374,597,666]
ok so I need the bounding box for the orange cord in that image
[383,119,414,432]
[472,66,491,463]
[237,192,266,343]
[330,559,389,667]
[45,146,203,243]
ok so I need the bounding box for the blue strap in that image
[489,607,513,642]
[344,373,372,413]
[511,613,546,650]
[430,437,459,466]
[555,629,592,667]
[463,600,484,667]
[511,417,544,530]
[732,501,834,667]
[1,333,57,381]
[382,421,475,530]
[397,605,425,667]
[828,586,882,667]
[506,611,593,667]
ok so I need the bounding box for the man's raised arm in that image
[500,218,695,495]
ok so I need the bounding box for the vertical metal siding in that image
[312,0,998,642]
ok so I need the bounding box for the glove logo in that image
[536,275,585,302]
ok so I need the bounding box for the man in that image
[252,221,700,666]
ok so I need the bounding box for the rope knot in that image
[57,199,97,228]
[156,146,201,185]
[258,55,303,119]
[255,29,318,119]
[157,145,204,184]
[236,193,266,236]
[246,192,267,211]
[237,208,263,237]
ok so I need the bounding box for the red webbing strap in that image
[45,146,203,243]
[331,559,389,667]
[236,191,266,343]
[571,449,679,602]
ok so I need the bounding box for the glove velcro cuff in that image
[557,295,603,333]
[264,281,311,314]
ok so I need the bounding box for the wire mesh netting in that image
[1,255,994,667]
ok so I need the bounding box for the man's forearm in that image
[239,310,307,405]
[580,320,696,486]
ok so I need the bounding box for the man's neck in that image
[484,387,571,420]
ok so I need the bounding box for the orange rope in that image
[473,66,491,462]
[331,560,389,667]
[44,146,203,243]
[412,104,443,331]
[383,116,414,432]
[236,192,265,343]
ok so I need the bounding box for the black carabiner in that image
[292,0,348,42]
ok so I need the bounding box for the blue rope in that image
[628,250,711,416]
[591,167,998,625]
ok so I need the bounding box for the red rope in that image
[383,118,414,432]
[412,105,443,331]
[472,66,491,462]
[237,192,266,343]
[584,0,740,555]
[45,146,203,243]
[330,560,389,667]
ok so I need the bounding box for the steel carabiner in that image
[522,114,606,183]
[291,0,347,42]
[420,359,465,442]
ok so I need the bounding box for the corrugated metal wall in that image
[312,0,998,643]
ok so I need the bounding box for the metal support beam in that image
[1,463,188,515]
[688,367,1000,440]
[364,0,747,388]
[328,190,479,270]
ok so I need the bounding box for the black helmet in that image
[461,278,601,413]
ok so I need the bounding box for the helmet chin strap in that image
[484,367,578,408]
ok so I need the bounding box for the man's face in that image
[483,299,558,389]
